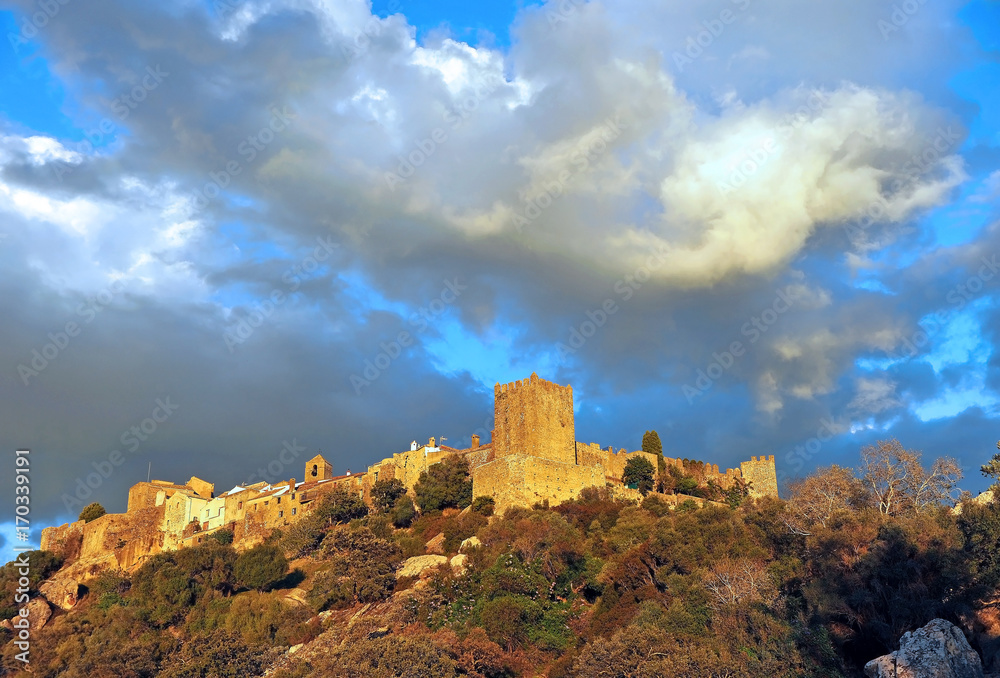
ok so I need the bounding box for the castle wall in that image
[474,455,605,513]
[604,449,661,484]
[127,481,185,512]
[493,374,575,465]
[40,520,85,555]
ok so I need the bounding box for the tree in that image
[860,438,961,516]
[785,465,865,533]
[980,441,1000,491]
[414,455,473,512]
[234,544,288,592]
[371,478,407,514]
[642,430,667,491]
[623,456,655,496]
[391,494,416,528]
[314,486,368,526]
[78,502,106,523]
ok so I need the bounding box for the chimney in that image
[411,440,418,451]
[471,434,480,448]
[289,478,296,488]
[429,436,436,447]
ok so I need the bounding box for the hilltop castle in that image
[40,374,777,577]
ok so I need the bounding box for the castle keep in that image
[41,374,778,573]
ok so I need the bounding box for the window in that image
[311,464,318,477]
[238,501,242,510]
[279,510,284,518]
[277,497,281,504]
[292,493,296,500]
[292,508,297,516]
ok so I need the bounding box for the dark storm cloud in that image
[0,0,997,546]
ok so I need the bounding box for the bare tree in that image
[702,557,778,610]
[785,464,865,534]
[860,438,962,516]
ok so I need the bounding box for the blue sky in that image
[0,0,999,566]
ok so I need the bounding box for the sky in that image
[0,0,998,566]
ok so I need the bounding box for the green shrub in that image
[280,513,327,558]
[234,544,288,592]
[207,528,234,545]
[78,502,106,523]
[477,595,542,650]
[472,495,496,516]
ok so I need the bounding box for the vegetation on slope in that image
[1,437,996,678]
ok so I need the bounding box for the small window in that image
[277,497,281,504]
[292,493,296,500]
[238,501,242,510]
[279,510,284,518]
[292,508,297,516]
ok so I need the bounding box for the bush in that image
[280,513,327,558]
[207,528,234,545]
[472,495,496,516]
[234,544,288,592]
[415,456,473,512]
[477,595,542,650]
[78,502,106,523]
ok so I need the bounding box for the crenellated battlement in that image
[494,372,571,396]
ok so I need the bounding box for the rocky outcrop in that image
[459,536,481,552]
[397,555,448,579]
[425,533,445,554]
[7,598,52,632]
[864,618,983,678]
[39,577,82,611]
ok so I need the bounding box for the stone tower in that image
[492,372,575,464]
[305,454,332,481]
[739,455,779,498]
[475,374,602,512]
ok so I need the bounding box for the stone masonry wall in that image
[474,455,605,513]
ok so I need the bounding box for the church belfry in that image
[305,454,332,481]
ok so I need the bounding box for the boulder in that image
[425,533,446,554]
[397,555,449,579]
[8,598,52,632]
[450,554,467,573]
[39,577,81,611]
[865,618,983,678]
[282,588,308,607]
[460,536,481,553]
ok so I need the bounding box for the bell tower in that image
[305,454,332,481]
